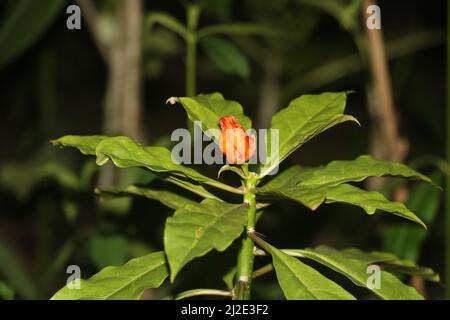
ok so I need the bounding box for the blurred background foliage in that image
[0,0,447,299]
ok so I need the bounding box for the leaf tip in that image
[95,154,109,166]
[166,96,179,105]
[169,271,178,284]
[419,220,428,230]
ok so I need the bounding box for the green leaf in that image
[382,260,439,282]
[175,93,252,140]
[265,183,425,228]
[218,165,247,180]
[296,0,362,32]
[357,250,439,282]
[201,36,250,78]
[383,172,443,262]
[94,136,211,181]
[164,199,247,281]
[257,239,355,300]
[96,185,198,210]
[0,241,37,299]
[51,251,168,300]
[174,288,232,300]
[51,135,107,156]
[297,155,433,187]
[0,281,14,300]
[52,135,238,194]
[0,0,67,68]
[88,234,129,269]
[258,92,359,178]
[287,246,423,300]
[258,165,318,191]
[0,160,80,201]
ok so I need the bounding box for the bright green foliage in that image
[51,252,168,300]
[97,185,198,210]
[258,238,356,300]
[51,91,437,300]
[287,246,424,299]
[258,92,359,177]
[164,199,247,281]
[52,135,234,195]
[263,183,426,227]
[297,155,432,186]
[176,92,252,138]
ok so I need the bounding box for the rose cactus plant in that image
[50,92,438,300]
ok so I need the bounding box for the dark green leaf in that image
[0,241,37,299]
[164,199,247,281]
[258,92,359,178]
[175,93,252,140]
[96,185,198,210]
[201,36,250,78]
[264,183,425,228]
[297,155,433,187]
[263,240,355,299]
[383,172,443,262]
[287,246,423,300]
[0,281,14,300]
[0,0,67,68]
[52,135,237,194]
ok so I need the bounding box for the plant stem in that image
[233,175,257,300]
[185,4,199,134]
[186,4,199,97]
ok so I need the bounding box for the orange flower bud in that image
[218,116,255,164]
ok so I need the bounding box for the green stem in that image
[205,180,244,195]
[185,5,199,97]
[185,4,199,134]
[252,264,274,279]
[233,174,257,300]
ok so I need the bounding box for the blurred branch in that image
[257,53,281,128]
[363,0,427,295]
[75,0,110,62]
[121,0,143,141]
[363,0,407,165]
[76,0,145,186]
[186,4,200,97]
